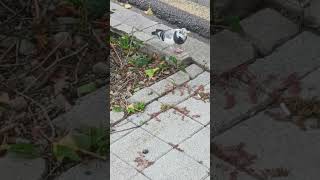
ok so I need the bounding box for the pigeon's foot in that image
[174,48,184,54]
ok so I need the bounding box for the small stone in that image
[0,92,10,104]
[23,76,37,87]
[142,149,149,154]
[73,35,85,47]
[53,32,72,49]
[19,39,35,55]
[9,97,27,111]
[92,62,108,75]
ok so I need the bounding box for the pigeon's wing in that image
[162,29,176,44]
[163,29,175,39]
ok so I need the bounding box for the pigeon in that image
[151,28,190,54]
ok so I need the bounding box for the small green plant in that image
[167,56,187,72]
[53,126,108,162]
[112,105,123,112]
[129,54,151,68]
[145,68,160,78]
[117,34,142,51]
[1,143,41,159]
[160,104,173,111]
[126,102,146,114]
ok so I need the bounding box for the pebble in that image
[9,97,28,111]
[142,149,149,154]
[19,39,35,55]
[92,62,108,75]
[53,32,73,49]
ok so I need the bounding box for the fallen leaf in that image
[124,3,132,9]
[144,6,153,15]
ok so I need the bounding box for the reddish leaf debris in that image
[168,143,184,152]
[224,92,236,109]
[212,143,290,179]
[134,152,154,169]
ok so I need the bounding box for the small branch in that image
[0,82,56,139]
[0,0,16,14]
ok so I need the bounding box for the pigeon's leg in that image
[174,47,184,54]
[172,45,183,54]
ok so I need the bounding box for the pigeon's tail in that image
[151,29,162,36]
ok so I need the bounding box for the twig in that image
[33,0,40,22]
[0,0,16,14]
[0,63,27,67]
[73,47,89,85]
[78,149,106,161]
[0,82,56,139]
[30,35,67,73]
[110,44,123,67]
[44,43,88,71]
[0,39,15,63]
[0,123,18,136]
[126,26,136,59]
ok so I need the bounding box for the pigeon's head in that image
[177,28,190,38]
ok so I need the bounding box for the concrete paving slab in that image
[0,155,46,180]
[111,128,172,171]
[212,30,255,74]
[127,87,159,104]
[177,97,210,125]
[185,64,204,79]
[214,111,320,180]
[111,120,136,144]
[149,78,174,96]
[141,109,203,145]
[57,160,107,180]
[111,153,143,180]
[143,149,209,180]
[110,111,124,124]
[240,8,298,55]
[179,127,210,168]
[181,36,210,69]
[248,31,320,92]
[53,87,106,130]
[167,70,190,86]
[127,101,163,125]
[212,156,257,180]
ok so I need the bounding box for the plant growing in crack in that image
[126,102,146,114]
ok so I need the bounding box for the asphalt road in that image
[117,0,210,39]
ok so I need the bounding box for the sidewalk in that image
[213,2,320,179]
[110,1,210,179]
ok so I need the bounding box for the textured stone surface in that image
[305,0,320,28]
[248,31,320,92]
[181,37,210,69]
[57,160,107,180]
[127,87,159,104]
[167,71,190,86]
[127,101,163,125]
[179,127,210,167]
[111,120,136,144]
[111,128,172,171]
[53,87,107,130]
[0,155,46,180]
[144,149,209,180]
[212,30,255,73]
[214,111,320,180]
[142,109,203,144]
[177,97,210,125]
[185,64,204,79]
[110,111,124,124]
[149,78,174,96]
[241,8,298,55]
[111,153,147,180]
